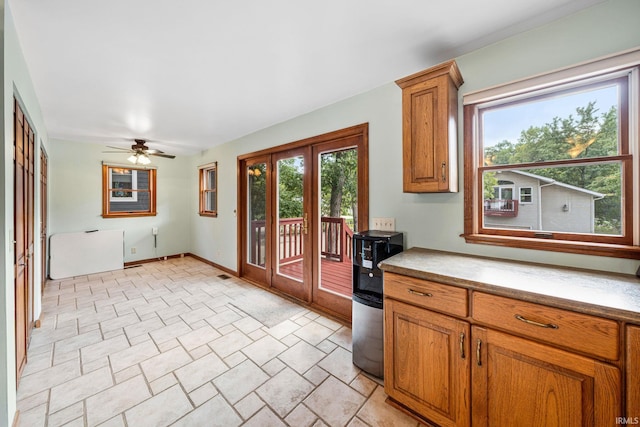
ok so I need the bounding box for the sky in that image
[482,84,619,149]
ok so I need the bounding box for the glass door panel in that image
[248,162,267,268]
[318,148,358,297]
[272,149,311,301]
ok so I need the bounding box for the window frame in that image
[199,162,218,217]
[109,168,138,202]
[102,163,157,218]
[519,187,533,204]
[463,49,640,259]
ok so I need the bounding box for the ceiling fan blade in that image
[106,145,130,151]
[145,149,165,154]
[102,150,132,153]
[150,153,176,159]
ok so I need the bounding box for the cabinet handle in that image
[514,314,559,329]
[459,332,465,359]
[476,339,482,366]
[407,289,432,297]
[441,162,447,183]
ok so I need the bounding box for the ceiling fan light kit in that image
[128,153,151,165]
[104,138,176,164]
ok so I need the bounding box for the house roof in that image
[505,170,606,199]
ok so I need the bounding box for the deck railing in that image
[484,199,519,217]
[320,217,353,262]
[250,217,354,265]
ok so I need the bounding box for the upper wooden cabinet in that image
[396,60,463,193]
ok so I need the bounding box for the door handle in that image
[303,213,308,235]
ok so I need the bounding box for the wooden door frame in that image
[238,155,272,286]
[311,132,368,320]
[270,146,313,302]
[237,123,369,320]
[40,147,48,290]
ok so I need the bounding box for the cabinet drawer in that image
[472,292,619,360]
[384,272,468,317]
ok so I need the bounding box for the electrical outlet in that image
[130,247,136,254]
[372,217,395,231]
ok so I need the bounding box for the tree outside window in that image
[463,55,639,259]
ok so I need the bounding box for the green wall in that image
[189,0,640,275]
[2,2,51,424]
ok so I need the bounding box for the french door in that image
[239,124,368,321]
[271,148,312,300]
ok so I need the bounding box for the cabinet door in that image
[384,298,470,427]
[402,74,457,193]
[627,325,640,420]
[472,327,621,427]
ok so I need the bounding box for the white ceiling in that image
[9,0,603,156]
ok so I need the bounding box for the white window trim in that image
[109,168,138,202]
[493,185,514,200]
[519,187,533,204]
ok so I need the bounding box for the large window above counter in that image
[462,48,640,259]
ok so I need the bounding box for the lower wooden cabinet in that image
[383,273,628,427]
[627,325,640,421]
[384,298,470,427]
[472,327,620,427]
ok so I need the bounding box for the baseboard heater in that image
[50,229,124,279]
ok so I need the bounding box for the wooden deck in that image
[278,257,352,297]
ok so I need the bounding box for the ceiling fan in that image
[104,139,176,165]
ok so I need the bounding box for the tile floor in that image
[16,257,425,427]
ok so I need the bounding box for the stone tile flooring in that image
[17,257,424,426]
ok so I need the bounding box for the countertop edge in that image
[379,248,640,324]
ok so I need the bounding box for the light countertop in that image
[379,247,640,323]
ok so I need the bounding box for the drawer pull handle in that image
[476,339,482,366]
[514,314,559,329]
[408,289,433,297]
[459,332,465,359]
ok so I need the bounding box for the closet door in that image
[14,99,35,384]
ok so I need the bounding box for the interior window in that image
[463,58,639,259]
[199,162,217,217]
[102,164,156,217]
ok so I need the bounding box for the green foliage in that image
[247,150,359,231]
[278,157,304,218]
[483,172,498,199]
[320,149,358,218]
[485,102,621,233]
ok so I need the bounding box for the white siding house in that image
[484,170,604,233]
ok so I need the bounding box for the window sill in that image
[199,212,218,218]
[461,233,640,260]
[102,212,157,218]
